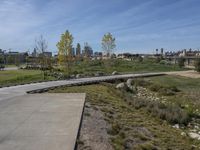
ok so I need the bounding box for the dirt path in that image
[166,70,200,78]
[77,103,113,150]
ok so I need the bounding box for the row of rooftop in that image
[1,48,200,64]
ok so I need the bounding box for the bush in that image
[149,84,162,92]
[158,88,175,96]
[160,60,170,65]
[0,64,5,70]
[178,57,185,68]
[135,79,151,87]
[138,56,143,62]
[148,82,180,96]
[169,86,180,92]
[107,122,121,135]
[132,98,190,125]
[194,58,200,73]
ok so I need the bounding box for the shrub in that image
[158,88,175,96]
[194,58,200,73]
[135,79,151,87]
[178,57,185,68]
[160,60,170,65]
[149,84,162,92]
[169,86,180,92]
[131,97,190,125]
[107,122,121,135]
[147,82,180,96]
[138,56,143,62]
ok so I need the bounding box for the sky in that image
[0,0,200,54]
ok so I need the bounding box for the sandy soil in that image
[166,70,200,78]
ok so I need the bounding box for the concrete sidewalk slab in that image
[0,93,86,150]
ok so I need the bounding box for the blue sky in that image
[0,0,200,54]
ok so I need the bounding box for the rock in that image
[172,124,179,129]
[126,79,133,88]
[116,83,125,89]
[188,132,200,140]
[181,132,186,136]
[191,145,197,149]
[76,74,82,78]
[95,72,104,77]
[126,79,137,93]
[70,74,75,78]
[112,71,118,75]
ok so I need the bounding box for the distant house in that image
[4,51,28,64]
[117,53,139,60]
[43,52,52,58]
[38,52,52,58]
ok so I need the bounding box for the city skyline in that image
[0,0,200,54]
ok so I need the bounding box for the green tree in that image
[194,58,200,73]
[178,57,185,68]
[102,32,116,58]
[7,55,14,64]
[57,30,73,74]
[0,55,5,70]
[0,55,4,64]
[138,56,143,62]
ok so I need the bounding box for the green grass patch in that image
[0,70,55,87]
[67,59,187,74]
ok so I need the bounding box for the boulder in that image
[181,132,186,136]
[70,74,75,78]
[172,124,179,129]
[116,83,125,89]
[188,132,200,140]
[112,71,118,75]
[76,74,82,78]
[126,79,133,88]
[126,79,137,93]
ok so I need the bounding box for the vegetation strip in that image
[49,82,200,150]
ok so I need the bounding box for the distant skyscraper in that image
[76,43,81,56]
[71,47,75,56]
[83,42,93,57]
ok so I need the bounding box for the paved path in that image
[0,93,85,150]
[165,70,200,78]
[0,72,164,101]
[4,67,18,71]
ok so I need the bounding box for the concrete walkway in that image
[0,93,85,150]
[0,72,164,101]
[4,67,18,71]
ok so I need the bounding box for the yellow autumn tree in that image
[57,30,73,74]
